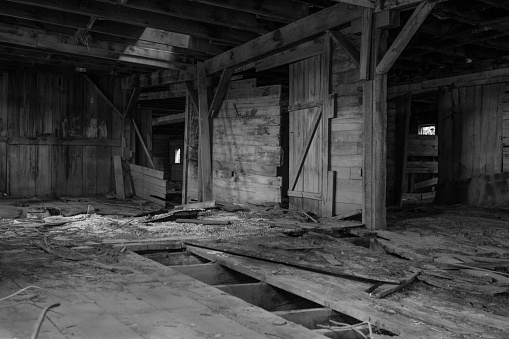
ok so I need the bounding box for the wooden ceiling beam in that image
[0,2,227,55]
[0,52,149,75]
[184,0,309,23]
[332,0,374,8]
[3,0,259,45]
[97,0,276,34]
[0,22,196,71]
[473,0,509,12]
[205,2,363,74]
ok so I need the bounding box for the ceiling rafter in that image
[2,0,259,45]
[184,0,309,23]
[96,0,277,34]
[0,22,197,71]
[0,1,228,56]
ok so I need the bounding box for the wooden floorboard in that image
[187,245,509,339]
[0,249,326,339]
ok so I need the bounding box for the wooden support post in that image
[112,155,126,199]
[376,0,436,74]
[363,80,374,227]
[397,92,412,206]
[359,8,373,80]
[322,33,334,217]
[209,68,234,118]
[131,118,155,169]
[363,27,388,230]
[182,92,191,205]
[197,62,213,201]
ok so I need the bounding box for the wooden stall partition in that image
[212,82,285,205]
[185,78,284,205]
[0,70,125,197]
[439,84,503,183]
[330,35,364,217]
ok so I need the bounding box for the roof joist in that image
[3,0,259,45]
[0,1,228,56]
[185,0,309,23]
[96,0,277,34]
[205,2,364,74]
[0,22,197,71]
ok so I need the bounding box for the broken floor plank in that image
[186,245,459,338]
[185,233,415,284]
[122,252,327,339]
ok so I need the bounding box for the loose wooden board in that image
[185,233,416,284]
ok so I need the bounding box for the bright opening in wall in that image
[418,124,436,135]
[174,148,181,164]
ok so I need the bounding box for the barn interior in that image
[1,0,509,338]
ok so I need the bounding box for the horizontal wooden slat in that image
[414,177,438,190]
[213,185,281,203]
[130,164,165,179]
[213,160,278,177]
[212,135,280,146]
[287,191,321,200]
[213,170,282,187]
[130,171,166,188]
[225,85,282,100]
[0,137,120,147]
[405,161,438,173]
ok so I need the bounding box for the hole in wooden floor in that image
[138,249,398,338]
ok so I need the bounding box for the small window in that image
[174,148,181,164]
[418,124,435,135]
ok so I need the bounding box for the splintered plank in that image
[186,246,455,338]
[185,233,415,284]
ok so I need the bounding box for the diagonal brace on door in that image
[289,106,323,191]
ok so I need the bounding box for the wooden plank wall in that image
[438,84,503,184]
[0,70,125,197]
[330,36,364,216]
[288,55,323,214]
[502,85,509,170]
[186,79,285,204]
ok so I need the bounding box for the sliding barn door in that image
[288,56,324,215]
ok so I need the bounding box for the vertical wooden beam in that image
[197,62,213,201]
[363,27,388,230]
[362,80,374,226]
[182,92,191,205]
[397,92,412,206]
[359,8,373,80]
[209,68,234,118]
[322,33,334,217]
[376,0,436,74]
